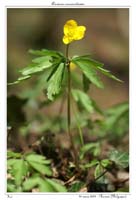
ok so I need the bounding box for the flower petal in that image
[73,26,86,40]
[64,19,77,36]
[62,35,73,44]
[62,20,86,45]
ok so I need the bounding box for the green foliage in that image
[71,89,94,113]
[26,153,52,176]
[8,49,66,101]
[72,89,102,114]
[7,151,67,192]
[82,159,99,169]
[28,49,63,57]
[47,63,65,100]
[79,142,101,159]
[101,159,111,168]
[8,159,28,186]
[68,181,85,192]
[23,177,67,192]
[94,163,104,179]
[97,102,129,139]
[45,179,67,192]
[82,74,91,92]
[71,56,104,88]
[109,150,129,168]
[71,55,122,88]
[7,150,21,159]
[8,37,128,192]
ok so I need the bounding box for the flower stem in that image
[66,45,79,169]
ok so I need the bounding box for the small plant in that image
[8,19,129,192]
[7,150,67,192]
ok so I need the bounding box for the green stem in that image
[71,99,84,147]
[66,45,79,169]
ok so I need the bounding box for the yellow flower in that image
[63,19,86,44]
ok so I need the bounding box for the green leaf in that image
[83,159,99,169]
[8,159,28,186]
[80,142,100,159]
[29,49,63,58]
[7,180,17,192]
[45,178,67,192]
[82,74,91,92]
[26,154,52,176]
[72,57,104,88]
[101,102,129,137]
[46,61,61,82]
[7,150,21,159]
[94,163,104,179]
[23,177,41,191]
[23,177,54,192]
[96,66,123,82]
[7,159,18,168]
[101,159,111,168]
[109,150,129,168]
[8,75,31,85]
[23,177,67,192]
[68,181,84,192]
[32,56,52,63]
[47,63,65,100]
[72,89,101,114]
[26,153,51,164]
[72,55,122,87]
[20,57,53,76]
[39,179,55,192]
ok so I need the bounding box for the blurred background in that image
[7,8,129,151]
[7,8,129,108]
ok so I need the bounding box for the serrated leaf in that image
[72,55,122,86]
[23,177,54,192]
[101,102,129,136]
[109,150,129,168]
[26,153,49,164]
[45,178,67,192]
[96,66,123,82]
[8,159,28,186]
[28,154,51,165]
[28,162,52,176]
[72,89,95,113]
[47,63,65,100]
[20,57,52,76]
[23,177,41,191]
[39,179,55,192]
[29,49,63,58]
[23,177,67,192]
[7,151,21,159]
[8,75,31,85]
[7,181,17,192]
[26,154,52,176]
[32,56,52,63]
[7,159,18,168]
[72,58,104,88]
[46,62,61,82]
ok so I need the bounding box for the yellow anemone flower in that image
[63,19,86,44]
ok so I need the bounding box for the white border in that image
[0,0,136,200]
